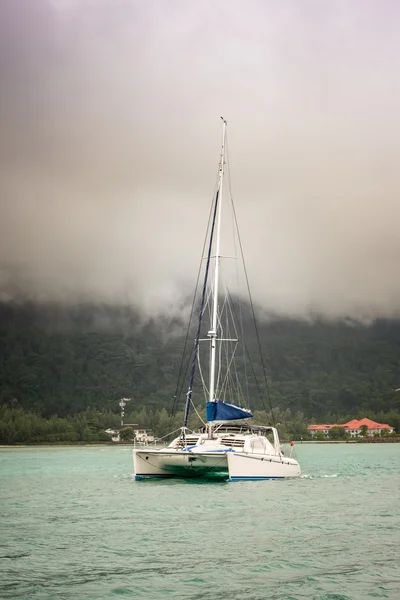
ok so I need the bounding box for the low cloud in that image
[1,0,400,319]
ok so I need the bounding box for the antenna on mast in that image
[119,397,132,427]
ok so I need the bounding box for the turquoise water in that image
[0,444,399,600]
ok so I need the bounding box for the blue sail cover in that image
[206,401,253,423]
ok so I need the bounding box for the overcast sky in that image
[1,0,400,319]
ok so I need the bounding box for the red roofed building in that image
[308,418,394,438]
[342,418,394,437]
[307,424,340,437]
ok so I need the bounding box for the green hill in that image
[0,300,399,442]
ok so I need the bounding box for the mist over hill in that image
[1,300,399,432]
[2,1,400,322]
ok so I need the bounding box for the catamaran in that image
[133,119,301,481]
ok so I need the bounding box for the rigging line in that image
[234,289,250,407]
[220,340,239,395]
[169,169,220,425]
[225,133,273,416]
[225,130,235,213]
[229,203,276,426]
[170,332,193,424]
[218,294,238,398]
[234,367,245,405]
[216,293,229,395]
[178,273,213,412]
[197,351,209,401]
[225,134,250,408]
[220,308,228,401]
[220,341,239,401]
[169,272,206,423]
[226,300,242,404]
[216,313,223,397]
[227,291,239,339]
[241,302,250,406]
[156,427,187,442]
[195,277,214,404]
[182,185,220,430]
[227,289,271,419]
[224,303,230,399]
[234,278,250,406]
[190,400,206,425]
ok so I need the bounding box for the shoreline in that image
[1,438,400,448]
[288,439,400,444]
[0,443,134,448]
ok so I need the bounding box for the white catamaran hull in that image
[133,449,228,479]
[133,447,300,480]
[226,451,301,481]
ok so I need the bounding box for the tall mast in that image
[208,118,227,408]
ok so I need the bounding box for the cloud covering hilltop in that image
[1,0,400,319]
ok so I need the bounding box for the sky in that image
[1,0,400,319]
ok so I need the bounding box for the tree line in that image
[1,404,398,445]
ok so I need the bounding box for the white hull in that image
[226,451,301,481]
[133,448,228,479]
[133,436,301,481]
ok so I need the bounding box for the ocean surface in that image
[0,443,399,600]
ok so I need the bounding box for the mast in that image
[181,120,225,434]
[208,117,226,428]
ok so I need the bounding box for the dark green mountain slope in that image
[1,301,399,430]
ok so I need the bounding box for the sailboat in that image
[133,119,301,481]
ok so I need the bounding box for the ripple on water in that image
[0,444,399,600]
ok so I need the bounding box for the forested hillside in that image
[1,300,400,442]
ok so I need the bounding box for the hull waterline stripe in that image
[229,476,286,481]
